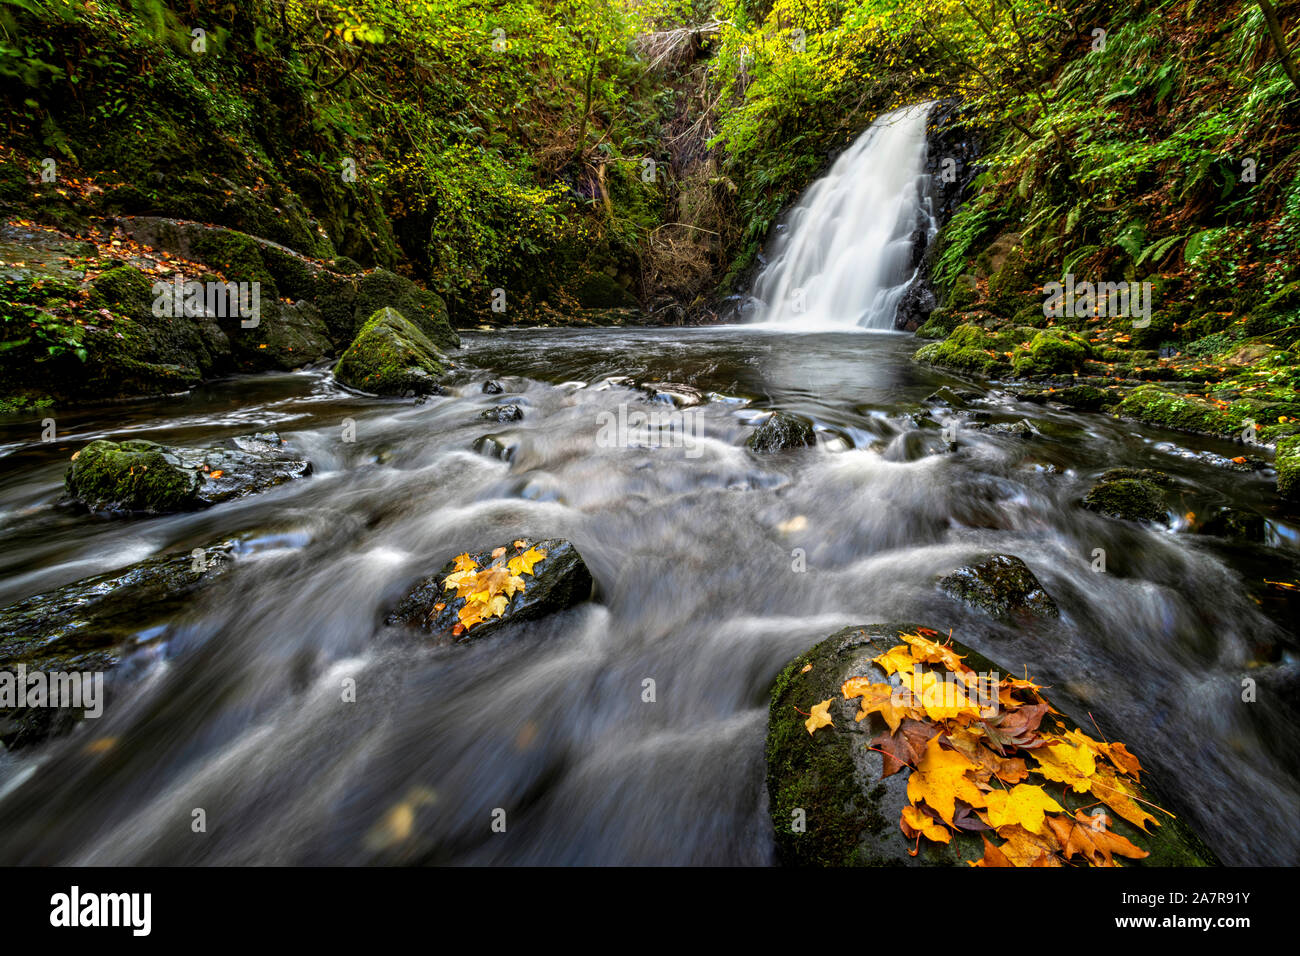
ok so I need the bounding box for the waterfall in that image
[747,103,936,331]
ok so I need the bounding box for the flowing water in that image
[749,104,935,330]
[0,327,1297,865]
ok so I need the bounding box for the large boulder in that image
[766,623,1217,866]
[386,538,594,642]
[64,432,311,514]
[334,306,448,396]
[938,554,1059,620]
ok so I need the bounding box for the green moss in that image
[353,270,457,350]
[334,306,447,396]
[187,230,277,297]
[89,265,156,314]
[916,308,958,339]
[1083,477,1169,523]
[1050,384,1108,410]
[1012,329,1090,377]
[913,323,1015,376]
[1117,384,1239,437]
[1277,435,1300,499]
[64,439,201,513]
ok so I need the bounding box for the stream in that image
[0,326,1298,865]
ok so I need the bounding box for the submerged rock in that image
[64,434,312,514]
[334,306,447,396]
[0,541,234,749]
[746,412,816,453]
[1082,468,1174,524]
[386,538,594,642]
[938,553,1059,619]
[766,623,1217,866]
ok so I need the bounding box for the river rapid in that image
[0,326,1297,865]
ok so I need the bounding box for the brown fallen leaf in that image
[1045,810,1150,866]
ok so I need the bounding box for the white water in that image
[748,104,935,331]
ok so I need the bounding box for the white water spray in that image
[748,103,935,331]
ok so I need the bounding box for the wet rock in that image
[923,386,982,409]
[1082,468,1174,524]
[334,306,447,396]
[64,435,312,514]
[1198,508,1267,542]
[0,541,234,749]
[939,553,1059,619]
[386,538,594,643]
[766,623,1217,866]
[746,412,816,453]
[966,418,1039,438]
[482,380,505,394]
[480,403,524,423]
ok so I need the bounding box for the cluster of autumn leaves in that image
[805,629,1164,867]
[437,542,548,636]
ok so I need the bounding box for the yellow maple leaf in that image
[841,677,908,734]
[874,644,916,677]
[906,737,986,826]
[452,553,478,573]
[983,784,1065,834]
[507,546,548,576]
[901,804,951,845]
[902,670,982,722]
[805,698,834,735]
[1034,738,1098,793]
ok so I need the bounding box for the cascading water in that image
[748,103,935,331]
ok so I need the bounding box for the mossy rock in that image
[912,323,1013,376]
[64,434,311,514]
[938,554,1059,620]
[916,308,959,339]
[1277,435,1300,500]
[1012,329,1090,377]
[944,274,978,310]
[1049,384,1108,411]
[766,623,1217,866]
[65,439,202,513]
[353,269,457,349]
[1082,471,1172,524]
[315,268,457,352]
[1116,385,1239,438]
[334,306,447,396]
